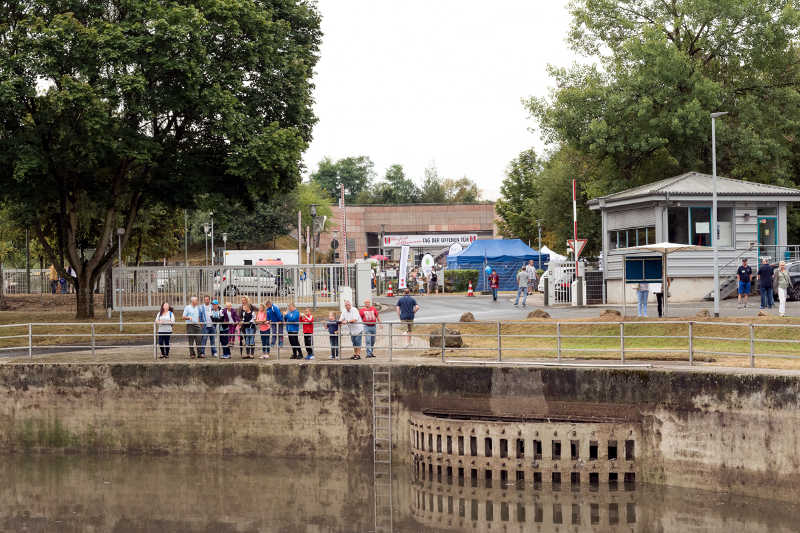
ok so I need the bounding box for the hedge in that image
[444,269,479,292]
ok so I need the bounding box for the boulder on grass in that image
[696,309,711,318]
[600,309,622,318]
[528,309,551,319]
[757,310,769,317]
[459,312,476,322]
[429,328,464,348]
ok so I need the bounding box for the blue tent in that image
[447,239,549,291]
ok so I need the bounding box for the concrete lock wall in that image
[0,363,799,502]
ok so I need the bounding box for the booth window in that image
[609,226,656,250]
[691,207,711,246]
[669,206,733,247]
[668,207,689,244]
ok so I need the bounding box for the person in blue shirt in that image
[265,300,284,349]
[395,289,420,348]
[326,311,340,359]
[284,303,302,359]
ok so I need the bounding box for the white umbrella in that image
[614,242,713,317]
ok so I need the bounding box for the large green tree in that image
[495,149,543,244]
[310,156,375,203]
[521,0,800,248]
[357,164,420,204]
[0,0,321,317]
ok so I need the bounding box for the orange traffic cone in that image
[387,282,394,297]
[467,281,474,297]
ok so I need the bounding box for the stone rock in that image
[600,309,622,318]
[528,309,551,319]
[758,310,769,317]
[696,309,711,318]
[429,328,464,348]
[459,312,476,322]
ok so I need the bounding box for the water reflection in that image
[0,455,797,532]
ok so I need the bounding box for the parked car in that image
[215,267,293,297]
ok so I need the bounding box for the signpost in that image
[567,239,588,260]
[398,246,410,289]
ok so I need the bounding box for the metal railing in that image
[112,264,353,311]
[1,319,799,369]
[1,268,106,295]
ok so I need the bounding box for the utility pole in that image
[536,219,543,270]
[210,212,214,265]
[25,229,30,294]
[117,228,125,331]
[711,111,728,318]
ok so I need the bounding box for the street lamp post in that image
[711,111,728,318]
[203,223,210,266]
[210,212,215,265]
[310,204,318,309]
[536,219,543,270]
[117,227,125,331]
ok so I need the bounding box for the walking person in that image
[240,302,256,358]
[776,261,792,317]
[285,303,303,359]
[182,296,202,358]
[429,270,438,294]
[526,260,537,294]
[266,300,284,350]
[48,264,58,294]
[300,308,315,360]
[758,257,775,310]
[488,269,500,302]
[737,258,752,309]
[340,300,364,360]
[326,311,340,359]
[219,303,239,359]
[198,295,218,358]
[514,265,529,307]
[155,302,175,359]
[636,282,649,317]
[255,303,271,359]
[652,278,671,318]
[396,288,420,348]
[359,298,381,358]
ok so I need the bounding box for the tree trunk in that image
[0,262,7,310]
[104,265,113,311]
[75,272,95,319]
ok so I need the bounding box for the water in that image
[0,455,797,532]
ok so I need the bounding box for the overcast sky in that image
[302,0,579,201]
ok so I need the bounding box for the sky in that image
[302,0,580,201]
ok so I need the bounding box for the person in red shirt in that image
[299,308,314,360]
[359,298,381,358]
[489,269,500,302]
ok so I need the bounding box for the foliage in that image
[310,156,375,203]
[495,149,543,244]
[357,164,482,204]
[356,164,420,204]
[0,0,321,317]
[444,269,479,292]
[518,0,800,250]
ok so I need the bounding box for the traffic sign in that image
[567,238,588,259]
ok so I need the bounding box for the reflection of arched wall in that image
[408,411,640,491]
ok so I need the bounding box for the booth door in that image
[758,217,777,260]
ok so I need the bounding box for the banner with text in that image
[398,246,410,289]
[383,234,478,248]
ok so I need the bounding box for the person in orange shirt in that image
[299,308,314,360]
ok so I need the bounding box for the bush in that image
[444,270,479,292]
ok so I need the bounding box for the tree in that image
[0,0,321,317]
[311,156,375,203]
[445,177,480,203]
[495,149,543,243]
[419,167,447,203]
[357,164,420,204]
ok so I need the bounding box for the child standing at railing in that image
[255,303,271,359]
[326,311,339,360]
[155,302,175,359]
[300,308,314,360]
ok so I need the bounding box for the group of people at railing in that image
[154,294,398,361]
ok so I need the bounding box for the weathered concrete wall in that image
[1,363,799,502]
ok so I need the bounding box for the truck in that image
[223,249,299,266]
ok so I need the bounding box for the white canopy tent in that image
[615,242,712,316]
[541,245,568,262]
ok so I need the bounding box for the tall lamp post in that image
[117,227,125,331]
[203,223,210,266]
[310,204,318,309]
[536,219,543,270]
[209,212,214,265]
[711,111,728,318]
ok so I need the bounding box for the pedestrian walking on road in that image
[526,260,537,294]
[155,302,175,358]
[285,303,302,359]
[326,311,340,359]
[48,264,58,294]
[758,257,775,310]
[340,300,364,360]
[514,266,529,307]
[300,308,314,360]
[360,298,381,358]
[182,297,202,358]
[489,269,500,302]
[255,303,271,358]
[776,261,791,317]
[396,289,420,348]
[636,283,649,317]
[737,258,752,309]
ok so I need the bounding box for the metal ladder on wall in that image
[372,366,393,533]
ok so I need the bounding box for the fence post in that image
[152,322,157,360]
[556,322,561,361]
[688,321,694,366]
[749,323,755,368]
[91,323,96,358]
[28,323,32,358]
[497,321,502,362]
[441,322,446,363]
[620,322,625,364]
[388,323,393,362]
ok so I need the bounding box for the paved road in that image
[374,292,800,323]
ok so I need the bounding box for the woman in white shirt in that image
[155,302,175,359]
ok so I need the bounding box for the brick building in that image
[317,203,497,261]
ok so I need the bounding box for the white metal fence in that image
[112,264,354,311]
[2,268,106,294]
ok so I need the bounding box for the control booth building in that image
[318,203,497,262]
[588,172,800,303]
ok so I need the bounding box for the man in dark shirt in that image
[396,289,420,348]
[736,258,752,309]
[757,257,775,310]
